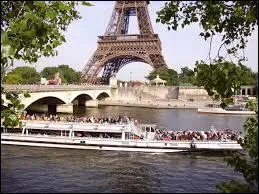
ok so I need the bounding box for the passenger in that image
[22,114,240,142]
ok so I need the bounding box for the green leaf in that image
[24,92,31,98]
[205,32,210,38]
[60,36,66,42]
[34,1,46,8]
[2,43,17,58]
[193,17,198,22]
[1,31,9,45]
[82,2,94,6]
[46,10,58,19]
[58,2,70,11]
[46,45,52,51]
[5,92,13,100]
[17,103,24,109]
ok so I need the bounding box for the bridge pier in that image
[56,103,73,113]
[85,100,98,107]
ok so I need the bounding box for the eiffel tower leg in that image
[81,49,104,83]
[149,54,167,69]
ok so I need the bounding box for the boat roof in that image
[139,124,157,127]
[21,121,133,133]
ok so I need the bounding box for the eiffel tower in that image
[81,1,167,84]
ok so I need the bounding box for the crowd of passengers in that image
[154,128,242,141]
[21,114,242,141]
[21,113,132,124]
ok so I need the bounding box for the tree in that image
[179,66,196,85]
[194,60,258,108]
[146,67,179,86]
[4,73,23,84]
[245,100,257,111]
[156,1,257,61]
[180,67,195,77]
[216,114,258,193]
[41,66,59,80]
[1,1,92,82]
[157,1,258,192]
[194,60,243,109]
[4,66,41,84]
[57,64,81,84]
[1,89,30,128]
[1,1,93,128]
[41,65,81,84]
[239,64,258,85]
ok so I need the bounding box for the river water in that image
[1,106,250,193]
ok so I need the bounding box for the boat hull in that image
[198,108,256,115]
[1,133,242,153]
[1,140,185,153]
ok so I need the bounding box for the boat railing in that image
[153,138,239,143]
[20,120,132,129]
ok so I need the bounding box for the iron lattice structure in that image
[81,1,167,84]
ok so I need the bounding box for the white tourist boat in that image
[198,107,256,115]
[198,103,256,115]
[1,120,242,153]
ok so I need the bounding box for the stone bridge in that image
[2,84,117,113]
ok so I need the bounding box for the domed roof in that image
[151,74,166,83]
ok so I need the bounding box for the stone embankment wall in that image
[178,86,211,101]
[112,86,178,102]
[107,86,211,102]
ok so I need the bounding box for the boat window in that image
[151,127,154,132]
[125,132,129,139]
[146,127,150,132]
[1,128,22,134]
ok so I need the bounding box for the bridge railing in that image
[98,34,159,41]
[2,84,112,92]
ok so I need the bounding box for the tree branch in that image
[217,42,226,59]
[14,1,25,22]
[224,44,233,63]
[204,35,214,64]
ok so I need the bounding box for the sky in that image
[14,1,258,81]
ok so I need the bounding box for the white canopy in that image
[151,74,166,85]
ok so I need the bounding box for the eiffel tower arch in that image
[81,1,167,84]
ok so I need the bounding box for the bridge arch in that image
[24,95,67,109]
[96,92,110,100]
[71,94,94,105]
[25,96,66,112]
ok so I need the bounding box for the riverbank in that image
[98,100,209,109]
[98,100,256,115]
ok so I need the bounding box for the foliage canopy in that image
[1,1,92,80]
[157,1,258,61]
[4,66,41,84]
[157,1,258,192]
[146,68,179,86]
[41,65,81,84]
[216,115,258,193]
[1,1,92,128]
